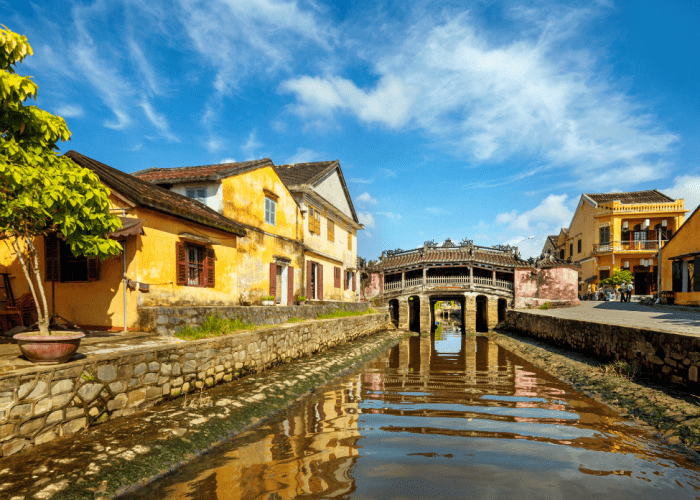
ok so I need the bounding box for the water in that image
[129,324,700,499]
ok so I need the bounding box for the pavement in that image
[0,330,180,375]
[522,299,700,336]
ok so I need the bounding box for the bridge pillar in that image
[398,297,409,330]
[487,298,499,329]
[419,294,432,333]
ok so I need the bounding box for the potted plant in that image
[0,28,122,363]
[295,295,307,305]
[261,295,276,306]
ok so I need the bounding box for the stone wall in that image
[514,265,580,308]
[504,310,700,391]
[0,312,391,457]
[139,301,369,336]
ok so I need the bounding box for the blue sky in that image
[6,0,700,259]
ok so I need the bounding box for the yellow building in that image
[134,159,305,305]
[559,190,686,296]
[0,151,247,331]
[274,161,364,302]
[661,204,700,305]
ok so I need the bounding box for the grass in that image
[317,308,376,319]
[287,317,304,323]
[539,301,551,310]
[176,314,256,340]
[600,359,639,380]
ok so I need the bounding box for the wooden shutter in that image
[672,261,682,292]
[308,207,314,234]
[44,234,60,282]
[333,267,338,288]
[269,262,277,296]
[695,257,700,292]
[87,257,100,282]
[328,219,334,242]
[206,248,215,288]
[176,242,187,286]
[287,266,294,305]
[347,229,352,250]
[352,272,356,291]
[307,261,313,298]
[318,264,323,299]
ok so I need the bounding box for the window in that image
[599,269,610,281]
[264,196,276,226]
[308,206,321,235]
[176,242,215,287]
[569,243,573,257]
[186,188,206,201]
[347,227,352,251]
[45,234,100,283]
[559,249,564,259]
[327,218,335,242]
[577,239,582,253]
[599,226,610,245]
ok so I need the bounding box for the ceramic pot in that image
[262,300,275,306]
[13,331,85,364]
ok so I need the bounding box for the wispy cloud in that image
[219,157,237,164]
[426,207,450,215]
[282,7,678,190]
[358,212,376,228]
[357,192,378,205]
[286,148,321,164]
[381,168,397,178]
[140,99,179,142]
[241,131,262,159]
[54,104,84,118]
[663,175,700,213]
[349,177,374,184]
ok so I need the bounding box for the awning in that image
[108,217,145,239]
[584,275,597,282]
[668,251,700,261]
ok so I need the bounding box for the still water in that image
[132,325,700,499]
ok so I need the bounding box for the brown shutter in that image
[318,264,323,299]
[270,262,277,296]
[352,272,356,291]
[87,256,100,282]
[307,261,313,298]
[44,235,60,282]
[287,266,294,305]
[308,208,314,234]
[176,242,187,286]
[206,248,215,288]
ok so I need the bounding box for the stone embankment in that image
[0,311,390,458]
[139,301,369,336]
[504,310,700,390]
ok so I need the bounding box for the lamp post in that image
[514,236,535,256]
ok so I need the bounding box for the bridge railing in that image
[383,276,514,293]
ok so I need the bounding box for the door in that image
[280,266,288,305]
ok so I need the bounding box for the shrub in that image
[175,314,256,340]
[539,302,551,310]
[295,295,307,302]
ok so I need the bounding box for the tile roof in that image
[273,161,337,187]
[133,158,274,184]
[65,151,247,237]
[585,189,674,205]
[378,246,527,271]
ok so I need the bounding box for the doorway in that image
[389,299,399,327]
[497,298,507,323]
[476,295,488,332]
[409,296,420,333]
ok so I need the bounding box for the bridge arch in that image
[388,299,399,327]
[408,295,421,332]
[476,295,489,332]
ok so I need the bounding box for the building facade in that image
[274,161,363,302]
[560,190,686,296]
[661,204,700,306]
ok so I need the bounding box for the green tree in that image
[0,27,121,335]
[601,267,634,287]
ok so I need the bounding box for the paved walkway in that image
[522,300,700,336]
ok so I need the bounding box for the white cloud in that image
[219,157,237,164]
[54,104,84,118]
[349,177,374,184]
[358,212,376,229]
[205,136,225,152]
[663,175,700,213]
[282,9,678,189]
[241,131,262,159]
[286,148,321,164]
[140,99,179,142]
[426,207,450,215]
[381,168,397,178]
[384,212,402,220]
[127,37,166,97]
[357,192,378,205]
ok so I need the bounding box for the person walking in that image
[626,281,634,302]
[620,281,626,302]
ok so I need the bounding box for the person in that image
[593,283,599,301]
[627,281,634,302]
[620,281,626,302]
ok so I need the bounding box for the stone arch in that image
[476,295,489,332]
[497,298,508,323]
[388,299,399,327]
[408,295,421,333]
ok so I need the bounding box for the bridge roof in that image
[378,246,527,271]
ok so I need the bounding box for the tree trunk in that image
[11,237,49,335]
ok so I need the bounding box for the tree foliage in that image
[600,267,634,286]
[0,26,121,335]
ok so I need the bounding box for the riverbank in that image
[491,329,700,458]
[0,329,409,500]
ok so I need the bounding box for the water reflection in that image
[131,324,700,499]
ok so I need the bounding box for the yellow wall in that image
[221,166,304,304]
[661,207,700,304]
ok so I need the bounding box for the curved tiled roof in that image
[378,246,528,271]
[133,158,274,184]
[274,161,337,186]
[584,189,674,205]
[65,151,247,237]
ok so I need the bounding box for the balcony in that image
[384,276,514,293]
[592,240,667,255]
[595,200,685,217]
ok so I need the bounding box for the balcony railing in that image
[592,240,667,254]
[383,276,514,292]
[595,200,685,216]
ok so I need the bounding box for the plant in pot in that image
[295,295,307,305]
[0,28,122,363]
[261,295,276,306]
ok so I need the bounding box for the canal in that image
[127,324,700,499]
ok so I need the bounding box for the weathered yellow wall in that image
[304,207,356,270]
[220,166,304,304]
[661,207,700,304]
[304,253,358,301]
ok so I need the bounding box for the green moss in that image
[175,314,256,341]
[287,317,304,323]
[317,308,375,319]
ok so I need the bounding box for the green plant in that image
[539,301,551,310]
[295,295,307,302]
[81,370,95,382]
[0,27,121,336]
[601,267,634,286]
[600,359,639,380]
[175,314,256,340]
[317,308,374,319]
[261,295,275,302]
[287,317,303,323]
